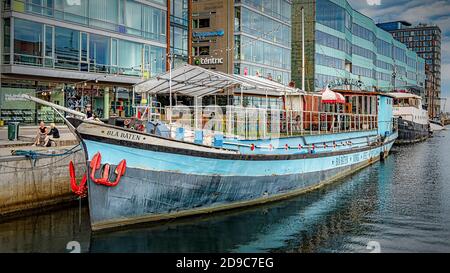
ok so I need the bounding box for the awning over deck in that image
[134,64,302,97]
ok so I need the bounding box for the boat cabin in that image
[389,92,428,125]
[131,65,389,143]
[390,92,423,109]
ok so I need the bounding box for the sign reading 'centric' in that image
[195,57,224,65]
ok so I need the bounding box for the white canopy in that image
[134,64,302,97]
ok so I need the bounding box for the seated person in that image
[86,105,93,120]
[47,123,60,139]
[33,121,50,147]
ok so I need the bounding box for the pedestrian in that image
[33,121,50,147]
[48,123,60,139]
[86,105,93,119]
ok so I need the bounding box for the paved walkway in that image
[0,124,79,155]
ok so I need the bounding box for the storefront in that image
[0,80,65,124]
[0,79,134,124]
[61,84,135,120]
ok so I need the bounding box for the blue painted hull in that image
[77,122,397,231]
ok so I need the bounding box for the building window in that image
[54,0,89,24]
[13,18,43,65]
[198,46,210,56]
[316,30,345,51]
[194,18,210,28]
[54,27,80,70]
[316,0,345,32]
[315,53,344,70]
[375,38,392,58]
[89,0,119,31]
[44,25,54,67]
[89,34,111,73]
[118,39,142,76]
[353,23,375,42]
[3,18,11,64]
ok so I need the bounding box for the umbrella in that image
[321,86,345,104]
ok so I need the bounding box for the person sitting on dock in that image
[47,123,60,139]
[33,121,50,147]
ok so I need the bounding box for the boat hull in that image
[87,155,388,231]
[395,118,429,144]
[430,121,445,132]
[72,120,397,231]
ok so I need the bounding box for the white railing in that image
[134,105,379,140]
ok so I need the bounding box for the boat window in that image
[371,96,377,115]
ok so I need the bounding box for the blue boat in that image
[25,66,398,231]
[77,66,399,230]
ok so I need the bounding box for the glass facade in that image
[9,18,166,76]
[7,0,167,43]
[315,30,345,51]
[235,0,292,84]
[315,53,344,70]
[352,23,374,42]
[237,0,291,23]
[239,36,290,70]
[316,0,345,32]
[293,0,425,92]
[1,0,169,123]
[170,0,189,68]
[240,7,291,45]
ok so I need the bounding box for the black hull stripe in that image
[79,133,395,161]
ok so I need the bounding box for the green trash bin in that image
[8,122,20,141]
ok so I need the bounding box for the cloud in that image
[367,0,381,5]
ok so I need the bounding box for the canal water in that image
[1,129,449,253]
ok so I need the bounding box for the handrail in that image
[9,53,142,77]
[142,105,381,140]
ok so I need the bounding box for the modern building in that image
[291,0,425,94]
[169,0,191,68]
[0,0,189,124]
[191,0,292,85]
[377,21,441,118]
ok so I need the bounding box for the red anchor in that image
[89,152,127,187]
[69,161,87,197]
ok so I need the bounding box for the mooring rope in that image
[0,145,84,172]
[11,144,82,159]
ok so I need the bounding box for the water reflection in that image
[1,129,449,253]
[0,204,91,253]
[90,164,382,253]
